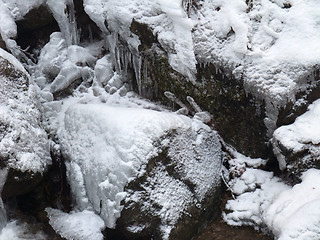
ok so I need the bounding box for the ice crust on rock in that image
[83,0,197,81]
[272,99,320,171]
[58,102,212,228]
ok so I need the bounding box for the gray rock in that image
[113,128,222,240]
[0,51,51,199]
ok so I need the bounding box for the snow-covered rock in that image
[224,165,320,240]
[53,101,221,240]
[272,99,320,175]
[0,49,50,175]
[46,208,105,240]
[0,49,50,199]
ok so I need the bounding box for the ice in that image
[47,0,79,46]
[35,33,99,94]
[0,1,17,42]
[37,32,67,82]
[46,208,105,240]
[49,60,81,93]
[94,55,114,86]
[83,0,197,81]
[2,0,45,20]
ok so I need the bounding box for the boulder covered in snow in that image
[57,103,222,240]
[80,0,320,161]
[224,165,320,240]
[272,99,320,177]
[0,49,51,199]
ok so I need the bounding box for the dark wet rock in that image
[130,44,270,159]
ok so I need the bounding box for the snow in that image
[0,51,50,173]
[272,99,320,170]
[157,0,197,81]
[46,208,105,240]
[264,169,320,239]
[131,165,194,240]
[224,152,320,239]
[58,103,197,228]
[2,0,45,20]
[83,0,197,81]
[0,221,47,240]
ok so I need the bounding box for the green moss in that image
[138,49,270,158]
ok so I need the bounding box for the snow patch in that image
[46,208,105,240]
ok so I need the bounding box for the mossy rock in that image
[133,46,270,159]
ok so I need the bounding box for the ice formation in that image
[47,0,79,46]
[83,0,197,82]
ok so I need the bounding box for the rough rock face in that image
[57,103,222,240]
[272,99,320,179]
[137,45,269,159]
[114,128,222,240]
[0,49,51,199]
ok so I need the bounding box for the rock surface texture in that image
[0,0,320,240]
[0,49,50,199]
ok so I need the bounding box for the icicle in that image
[164,91,189,115]
[47,0,79,46]
[187,96,202,113]
[143,59,148,85]
[106,33,119,72]
[132,55,142,95]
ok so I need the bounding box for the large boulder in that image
[82,0,320,162]
[0,48,51,199]
[56,103,222,240]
